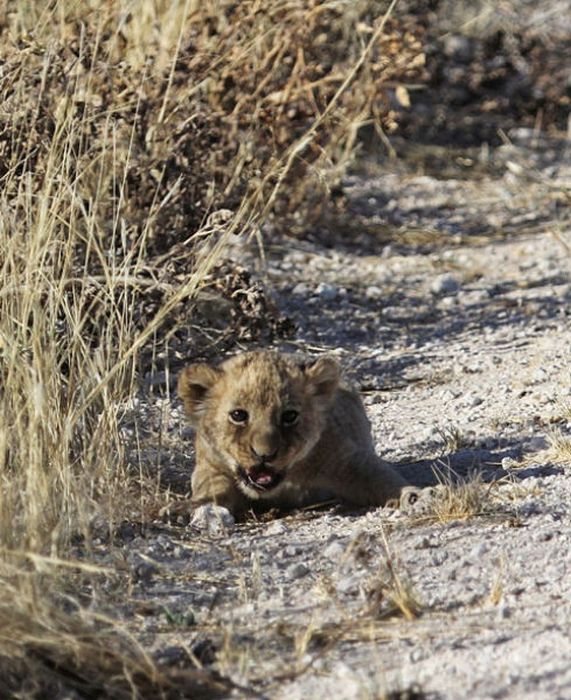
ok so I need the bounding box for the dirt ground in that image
[75,4,571,696]
[86,122,571,700]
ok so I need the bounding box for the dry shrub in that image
[405,471,496,525]
[540,431,571,465]
[429,476,487,523]
[0,0,425,354]
[0,1,425,693]
[1,1,426,251]
[0,558,230,700]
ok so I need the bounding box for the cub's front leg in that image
[191,460,249,519]
[185,464,245,533]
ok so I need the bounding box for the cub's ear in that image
[177,363,221,422]
[304,357,340,398]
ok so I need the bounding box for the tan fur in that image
[178,350,408,518]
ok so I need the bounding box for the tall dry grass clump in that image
[0,0,424,695]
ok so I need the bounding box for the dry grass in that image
[0,556,232,699]
[511,428,571,470]
[402,468,501,525]
[544,431,571,465]
[429,475,488,523]
[0,0,423,695]
[417,469,549,526]
[367,533,423,622]
[436,425,468,454]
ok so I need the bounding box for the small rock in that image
[365,285,383,300]
[191,638,217,666]
[469,542,489,559]
[431,274,460,295]
[265,521,288,536]
[496,602,511,620]
[501,457,518,470]
[173,546,187,559]
[440,296,457,308]
[89,514,110,541]
[286,563,310,580]
[287,251,309,265]
[292,282,309,295]
[132,559,158,584]
[336,575,360,595]
[183,608,196,626]
[190,504,235,534]
[315,282,338,300]
[431,550,448,566]
[155,534,174,551]
[116,521,137,542]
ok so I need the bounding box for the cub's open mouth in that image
[238,466,284,492]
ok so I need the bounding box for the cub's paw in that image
[398,485,447,515]
[190,504,235,534]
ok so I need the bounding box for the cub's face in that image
[178,351,340,499]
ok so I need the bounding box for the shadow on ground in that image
[397,445,563,487]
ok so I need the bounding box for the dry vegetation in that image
[0,1,425,696]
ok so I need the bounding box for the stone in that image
[431,274,460,295]
[286,563,310,580]
[315,282,338,300]
[190,504,235,534]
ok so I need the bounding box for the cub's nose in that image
[250,444,279,462]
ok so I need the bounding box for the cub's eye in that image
[282,409,299,426]
[229,409,249,424]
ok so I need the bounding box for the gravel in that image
[79,126,571,699]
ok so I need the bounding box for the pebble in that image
[469,542,490,559]
[496,602,511,620]
[501,457,519,470]
[365,285,383,300]
[154,534,174,551]
[315,282,338,300]
[155,645,187,666]
[292,282,310,295]
[431,274,460,295]
[190,504,235,534]
[132,559,158,584]
[173,546,186,559]
[286,251,310,265]
[336,575,360,595]
[443,34,474,62]
[286,563,310,580]
[533,367,548,383]
[265,521,288,536]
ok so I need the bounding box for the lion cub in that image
[178,350,407,519]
